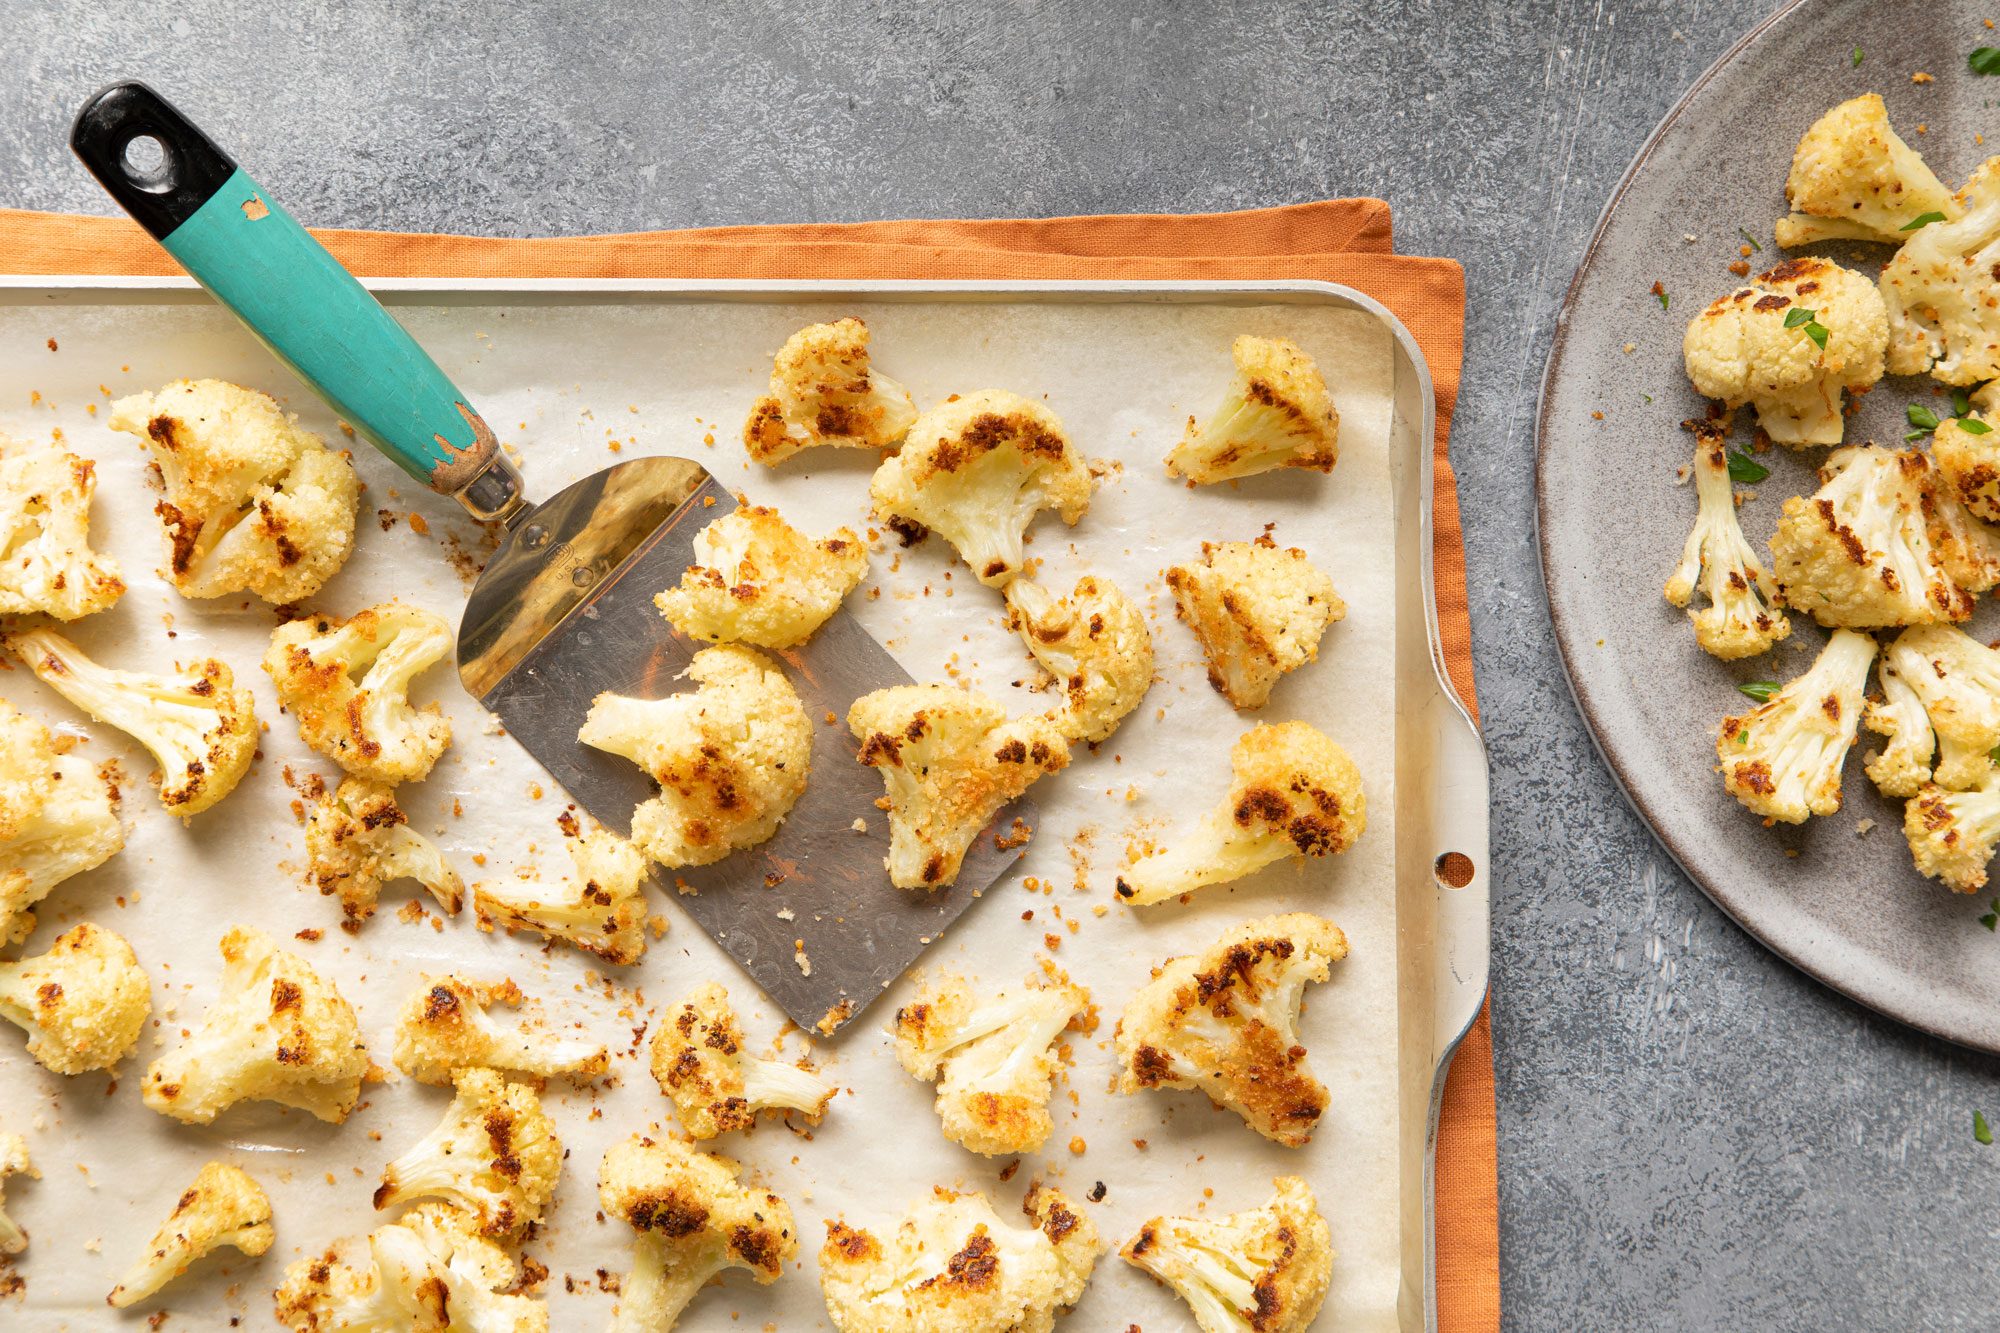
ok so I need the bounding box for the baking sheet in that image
[0,288,1419,1330]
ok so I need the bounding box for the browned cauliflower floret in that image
[109,1161,273,1309]
[1881,158,2000,383]
[1775,94,1959,246]
[1166,537,1345,709]
[373,1067,562,1238]
[1769,445,1970,628]
[599,1134,799,1331]
[304,777,462,926]
[744,317,917,465]
[107,378,359,603]
[392,974,607,1087]
[1683,258,1887,446]
[0,439,122,619]
[142,926,368,1125]
[869,390,1093,587]
[1932,409,2000,525]
[0,922,149,1075]
[0,698,123,945]
[263,601,453,784]
[892,972,1089,1156]
[649,981,834,1138]
[656,503,869,649]
[1864,624,2000,798]
[472,828,651,965]
[1167,335,1339,484]
[849,684,1070,890]
[1002,576,1153,743]
[1663,418,1790,659]
[0,1132,35,1256]
[1906,769,2000,892]
[1121,1175,1333,1333]
[1717,628,1876,824]
[273,1202,548,1332]
[1115,913,1348,1147]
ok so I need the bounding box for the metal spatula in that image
[70,81,1033,1033]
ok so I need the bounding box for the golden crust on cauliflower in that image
[1717,628,1876,824]
[1776,94,1959,246]
[0,1132,35,1257]
[1864,624,2000,798]
[0,439,123,620]
[657,503,869,649]
[868,390,1093,587]
[392,973,607,1087]
[0,922,149,1075]
[1906,769,2000,892]
[1167,536,1345,709]
[650,981,834,1138]
[849,684,1070,890]
[305,777,462,927]
[264,601,453,784]
[1003,576,1153,743]
[892,972,1089,1156]
[0,699,123,945]
[1769,445,1970,628]
[108,378,359,604]
[1663,418,1790,659]
[373,1067,561,1238]
[1932,411,2000,526]
[273,1202,548,1332]
[473,828,651,965]
[1122,1175,1333,1333]
[109,1161,273,1309]
[1167,335,1339,484]
[580,644,811,869]
[1882,157,2000,383]
[745,317,918,465]
[1115,913,1348,1148]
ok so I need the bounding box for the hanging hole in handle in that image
[1434,851,1476,890]
[119,133,176,193]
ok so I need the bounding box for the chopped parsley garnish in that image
[1852,46,1864,68]
[1978,1110,1994,1144]
[1909,404,1943,431]
[1971,46,2000,76]
[1954,388,1974,417]
[1727,450,1770,484]
[1983,906,1999,931]
[1737,681,1780,703]
[1784,306,1830,348]
[1901,211,1949,232]
[1737,227,1763,253]
[1965,418,1994,435]
[1654,283,1670,311]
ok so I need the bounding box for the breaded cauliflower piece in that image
[1769,445,1970,627]
[0,699,123,945]
[1167,335,1339,484]
[0,440,123,620]
[1166,537,1345,709]
[650,981,834,1138]
[1932,410,2000,525]
[1864,625,2000,797]
[1663,418,1790,659]
[1717,628,1876,824]
[892,972,1089,1156]
[1115,913,1348,1148]
[109,1162,273,1309]
[108,378,359,603]
[1775,94,1959,246]
[374,1067,561,1238]
[579,644,811,868]
[1003,576,1153,743]
[744,317,918,465]
[0,922,149,1075]
[1906,769,2000,892]
[656,504,869,649]
[472,828,651,965]
[392,974,607,1087]
[305,777,462,927]
[820,1184,1100,1333]
[1121,1175,1333,1333]
[1881,157,2000,383]
[599,1135,799,1332]
[264,601,453,784]
[12,628,256,816]
[849,684,1070,890]
[0,1132,37,1256]
[273,1202,548,1332]
[1683,257,1888,446]
[868,390,1092,588]
[143,926,367,1125]
[1116,721,1365,907]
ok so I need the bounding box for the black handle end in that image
[71,82,238,240]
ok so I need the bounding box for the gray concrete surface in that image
[5,1,1987,1327]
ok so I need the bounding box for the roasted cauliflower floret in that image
[373,1067,561,1238]
[143,926,367,1125]
[1769,445,1969,627]
[579,644,811,869]
[1906,770,2000,892]
[892,972,1089,1156]
[11,628,256,816]
[0,699,123,945]
[849,684,1070,890]
[1775,94,1959,246]
[109,1161,274,1309]
[1932,410,2000,525]
[744,317,918,465]
[1121,1175,1332,1333]
[599,1134,799,1332]
[1663,418,1790,659]
[1166,537,1344,709]
[1882,157,2000,383]
[305,777,463,926]
[868,390,1092,587]
[1003,576,1153,743]
[1167,335,1339,484]
[1118,722,1365,908]
[819,1184,1099,1333]
[108,378,359,603]
[1717,628,1876,824]
[649,981,834,1138]
[0,1133,36,1256]
[264,601,453,784]
[473,828,650,965]
[392,974,607,1087]
[273,1202,548,1333]
[1864,625,2000,798]
[656,504,869,649]
[1115,913,1348,1148]
[0,439,123,620]
[1683,257,1888,446]
[0,922,149,1076]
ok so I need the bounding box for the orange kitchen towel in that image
[0,197,1497,1330]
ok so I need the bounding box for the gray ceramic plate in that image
[1539,0,2000,1051]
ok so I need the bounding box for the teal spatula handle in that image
[70,82,526,524]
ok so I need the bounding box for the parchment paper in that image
[0,292,1397,1330]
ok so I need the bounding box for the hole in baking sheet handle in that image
[1433,851,1476,891]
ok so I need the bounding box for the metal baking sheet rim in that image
[0,272,1492,1330]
